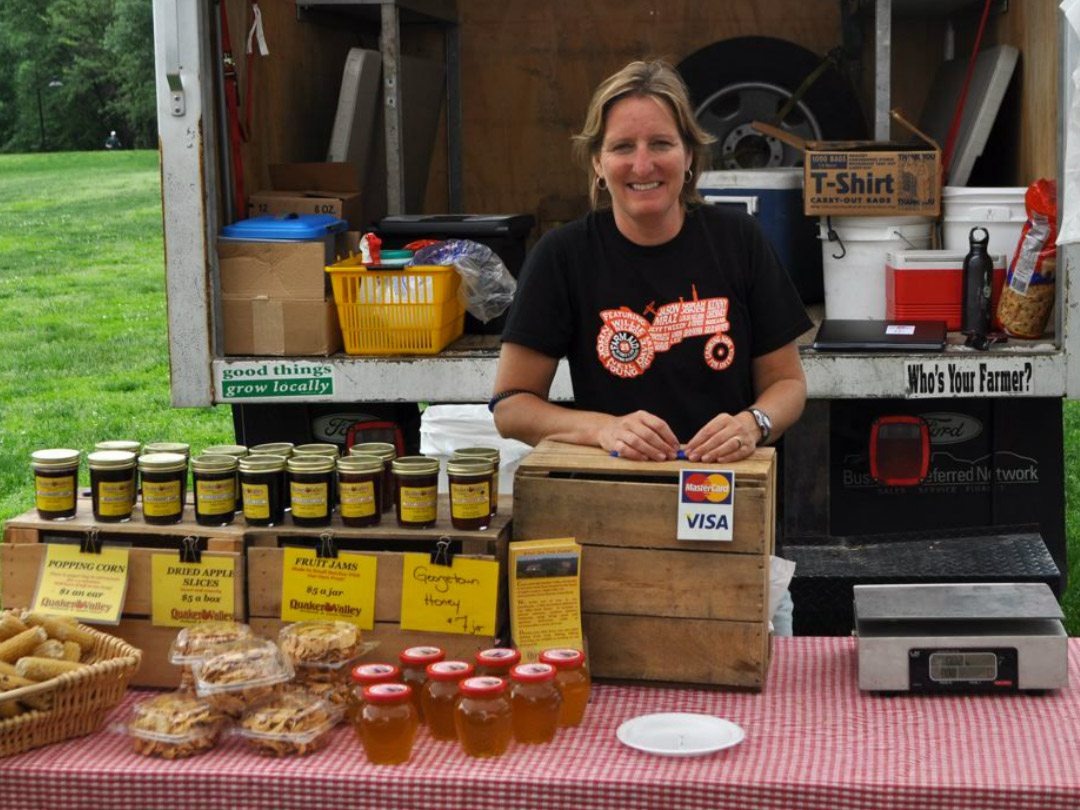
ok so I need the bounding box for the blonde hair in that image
[572,60,715,209]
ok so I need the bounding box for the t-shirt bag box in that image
[752,110,941,217]
[513,441,775,689]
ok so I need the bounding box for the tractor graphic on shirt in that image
[595,287,735,378]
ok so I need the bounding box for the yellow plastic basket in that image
[326,256,465,355]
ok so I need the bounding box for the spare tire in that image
[678,37,867,170]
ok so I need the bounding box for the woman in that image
[492,60,812,463]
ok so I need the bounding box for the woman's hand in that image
[597,410,680,461]
[684,411,758,463]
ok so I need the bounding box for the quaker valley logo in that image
[595,286,735,378]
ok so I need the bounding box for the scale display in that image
[909,647,1018,692]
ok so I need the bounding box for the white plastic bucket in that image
[818,216,934,319]
[942,186,1026,259]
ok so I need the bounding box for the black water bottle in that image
[961,226,993,340]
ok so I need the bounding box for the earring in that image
[596,176,608,191]
[685,168,693,183]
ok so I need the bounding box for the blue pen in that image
[611,449,688,460]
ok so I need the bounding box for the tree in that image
[0,0,157,152]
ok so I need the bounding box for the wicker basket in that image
[0,622,142,758]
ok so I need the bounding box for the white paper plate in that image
[616,713,745,757]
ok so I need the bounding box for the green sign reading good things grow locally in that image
[217,362,335,400]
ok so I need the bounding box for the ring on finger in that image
[734,436,743,449]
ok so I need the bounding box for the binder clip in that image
[430,536,454,568]
[316,531,338,559]
[180,535,202,564]
[80,526,102,555]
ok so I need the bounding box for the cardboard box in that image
[513,441,775,689]
[217,234,356,357]
[221,296,341,356]
[2,504,246,688]
[245,498,512,658]
[249,162,368,229]
[753,114,941,217]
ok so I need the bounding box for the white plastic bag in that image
[419,405,532,495]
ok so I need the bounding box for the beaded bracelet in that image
[487,389,539,413]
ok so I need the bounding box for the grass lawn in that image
[0,150,232,520]
[0,151,1077,632]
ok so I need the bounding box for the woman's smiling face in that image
[593,94,692,244]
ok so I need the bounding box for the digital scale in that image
[854,583,1067,692]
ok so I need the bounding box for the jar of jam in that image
[203,444,248,511]
[238,454,286,526]
[249,442,294,458]
[287,456,334,527]
[31,449,80,520]
[422,661,474,741]
[87,450,136,522]
[138,452,187,525]
[399,646,444,722]
[293,443,339,458]
[337,454,382,528]
[452,447,500,517]
[94,440,141,455]
[475,647,521,679]
[455,676,512,758]
[447,458,495,531]
[358,683,418,765]
[392,457,439,529]
[350,442,396,512]
[347,663,401,725]
[142,442,190,505]
[509,662,561,744]
[191,454,238,527]
[540,648,590,726]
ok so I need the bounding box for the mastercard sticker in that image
[677,469,735,541]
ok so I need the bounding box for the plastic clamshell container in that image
[220,213,347,241]
[278,621,366,669]
[326,255,465,355]
[191,638,294,716]
[168,621,254,666]
[126,691,228,759]
[236,688,344,757]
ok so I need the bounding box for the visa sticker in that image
[678,469,735,541]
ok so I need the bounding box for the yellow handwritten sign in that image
[280,548,376,628]
[151,554,237,627]
[399,553,499,636]
[32,544,129,625]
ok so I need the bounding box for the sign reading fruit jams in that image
[677,469,735,541]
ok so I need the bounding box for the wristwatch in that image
[747,407,772,444]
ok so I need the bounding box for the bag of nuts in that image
[997,179,1058,339]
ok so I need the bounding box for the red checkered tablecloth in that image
[4,636,1080,810]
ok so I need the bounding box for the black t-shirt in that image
[501,205,812,442]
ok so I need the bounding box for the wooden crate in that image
[246,496,511,662]
[2,504,247,688]
[513,441,775,690]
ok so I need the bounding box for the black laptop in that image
[812,319,947,352]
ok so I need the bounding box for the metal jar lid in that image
[391,456,439,476]
[31,449,81,469]
[143,442,191,457]
[191,454,239,473]
[337,454,384,475]
[94,440,142,455]
[238,454,286,474]
[138,452,188,473]
[249,442,295,457]
[87,450,137,470]
[202,444,248,458]
[350,442,396,461]
[293,443,340,458]
[453,446,500,462]
[447,458,495,477]
[286,456,335,474]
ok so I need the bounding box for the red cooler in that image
[886,250,1007,330]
